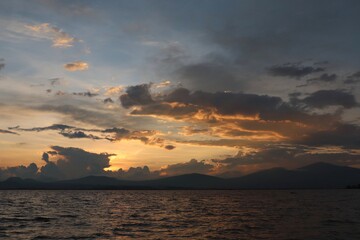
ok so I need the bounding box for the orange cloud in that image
[25,23,77,48]
[64,61,89,71]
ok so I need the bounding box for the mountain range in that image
[1,162,360,190]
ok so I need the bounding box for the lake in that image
[0,190,360,239]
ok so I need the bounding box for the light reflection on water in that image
[0,190,360,239]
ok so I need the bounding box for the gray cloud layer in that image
[9,124,175,150]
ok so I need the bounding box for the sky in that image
[0,0,359,181]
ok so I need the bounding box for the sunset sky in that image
[0,0,359,180]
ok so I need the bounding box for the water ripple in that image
[0,190,360,239]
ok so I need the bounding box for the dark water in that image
[0,190,360,239]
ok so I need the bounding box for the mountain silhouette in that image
[1,162,359,189]
[227,162,360,189]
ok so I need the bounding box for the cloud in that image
[36,104,122,127]
[344,71,360,84]
[165,88,283,117]
[268,63,324,78]
[153,80,171,88]
[121,84,333,126]
[120,84,154,108]
[0,163,38,180]
[121,85,283,118]
[0,129,18,135]
[118,83,359,150]
[0,58,5,71]
[64,61,89,71]
[59,131,102,140]
[213,147,304,167]
[10,124,103,141]
[72,91,99,97]
[48,78,62,86]
[107,166,154,181]
[9,124,74,132]
[157,159,215,176]
[103,98,114,104]
[164,145,176,150]
[213,146,360,170]
[0,146,200,181]
[39,146,114,180]
[208,24,295,65]
[104,86,124,96]
[180,126,210,136]
[41,152,50,163]
[307,73,337,83]
[104,127,177,150]
[296,123,360,149]
[25,23,78,48]
[10,124,175,150]
[102,127,131,138]
[298,90,358,109]
[175,62,239,92]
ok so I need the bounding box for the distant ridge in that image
[1,162,360,190]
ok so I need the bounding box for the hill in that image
[1,162,359,189]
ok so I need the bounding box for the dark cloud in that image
[0,58,5,71]
[9,124,74,132]
[42,152,50,163]
[55,91,66,96]
[39,146,115,180]
[9,124,175,150]
[48,78,61,86]
[59,131,102,140]
[103,97,114,104]
[0,129,18,135]
[72,91,99,97]
[130,102,199,119]
[175,62,239,92]
[166,89,283,117]
[344,71,360,84]
[119,84,360,150]
[109,159,214,180]
[123,85,285,118]
[107,166,154,181]
[102,127,130,138]
[150,41,187,66]
[299,90,357,109]
[120,84,154,108]
[0,163,38,180]
[181,126,210,136]
[208,24,294,65]
[164,145,176,150]
[0,147,209,181]
[268,63,324,78]
[158,159,215,176]
[214,146,360,170]
[101,128,169,149]
[307,73,337,83]
[122,85,335,127]
[314,61,329,65]
[288,92,302,98]
[36,104,122,128]
[296,123,360,149]
[213,147,304,167]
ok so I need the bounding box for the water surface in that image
[0,190,360,239]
